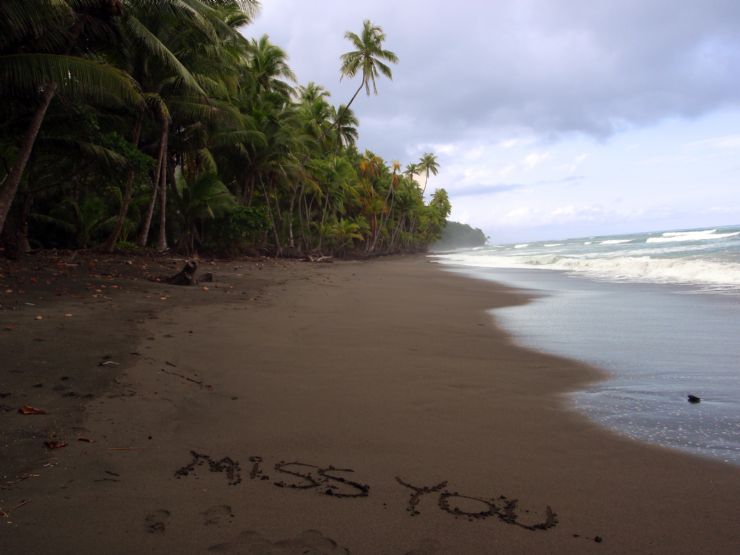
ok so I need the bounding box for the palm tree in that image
[335,20,397,144]
[331,104,359,148]
[0,0,143,236]
[298,82,330,103]
[248,34,296,96]
[417,152,439,194]
[371,159,400,251]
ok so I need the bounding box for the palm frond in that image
[0,53,143,107]
[123,15,205,95]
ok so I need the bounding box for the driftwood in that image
[165,260,198,285]
[304,255,333,263]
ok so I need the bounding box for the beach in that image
[1,255,739,554]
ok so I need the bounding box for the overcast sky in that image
[248,0,740,242]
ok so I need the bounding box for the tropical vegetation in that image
[431,221,487,251]
[0,0,451,258]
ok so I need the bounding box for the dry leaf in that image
[202,286,209,292]
[44,441,68,450]
[18,405,47,415]
[34,315,43,321]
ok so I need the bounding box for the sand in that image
[1,255,738,554]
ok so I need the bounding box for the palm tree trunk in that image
[333,80,364,151]
[102,113,144,252]
[260,176,281,255]
[155,126,169,252]
[390,214,405,251]
[17,192,33,254]
[296,182,307,252]
[287,185,299,250]
[137,130,166,247]
[317,188,332,252]
[371,185,394,252]
[345,80,364,113]
[0,83,57,236]
[137,176,159,247]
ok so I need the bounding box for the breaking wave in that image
[646,229,740,243]
[434,253,740,289]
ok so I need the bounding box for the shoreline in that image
[438,261,740,467]
[1,255,739,553]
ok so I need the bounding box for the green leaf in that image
[0,53,143,107]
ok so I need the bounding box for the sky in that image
[247,0,740,242]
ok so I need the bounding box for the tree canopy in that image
[0,1,450,258]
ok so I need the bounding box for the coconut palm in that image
[298,82,330,103]
[340,20,398,109]
[0,0,144,236]
[331,104,359,148]
[0,3,453,259]
[334,20,397,145]
[248,34,296,96]
[417,152,439,194]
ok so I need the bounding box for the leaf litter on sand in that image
[18,405,47,415]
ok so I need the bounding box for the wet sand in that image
[1,255,738,554]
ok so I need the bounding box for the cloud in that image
[523,151,552,169]
[248,0,740,163]
[249,2,740,242]
[535,175,586,185]
[687,134,740,150]
[497,203,649,227]
[450,183,525,198]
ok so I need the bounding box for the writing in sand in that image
[174,450,559,532]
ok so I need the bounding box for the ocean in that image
[431,225,740,466]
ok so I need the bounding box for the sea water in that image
[431,225,740,465]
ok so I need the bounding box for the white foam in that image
[646,229,740,243]
[514,244,529,249]
[544,243,562,247]
[433,253,740,289]
[584,241,593,245]
[601,239,632,245]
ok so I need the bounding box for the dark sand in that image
[1,255,738,554]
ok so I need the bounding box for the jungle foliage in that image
[0,1,451,258]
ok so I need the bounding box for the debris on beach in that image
[164,260,199,286]
[687,394,701,404]
[99,360,120,368]
[44,440,68,450]
[18,405,47,415]
[303,255,334,263]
